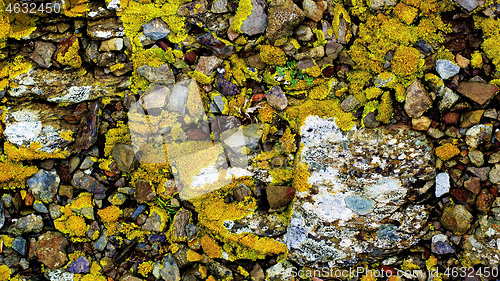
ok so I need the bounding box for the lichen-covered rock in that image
[286,116,435,267]
[440,204,473,235]
[266,0,305,42]
[239,0,267,36]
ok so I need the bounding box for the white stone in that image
[435,172,450,197]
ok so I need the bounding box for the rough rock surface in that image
[286,116,435,266]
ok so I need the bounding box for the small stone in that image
[468,150,484,167]
[266,0,305,42]
[33,201,49,213]
[440,204,473,235]
[37,232,68,269]
[160,254,181,281]
[108,193,127,205]
[142,18,171,40]
[412,116,432,131]
[436,60,460,80]
[490,164,500,185]
[450,188,469,202]
[427,127,444,139]
[456,54,470,68]
[96,52,116,67]
[465,124,493,149]
[196,55,223,76]
[405,79,433,118]
[141,84,170,109]
[99,38,123,51]
[435,172,450,198]
[483,108,497,119]
[461,110,484,128]
[325,41,343,59]
[443,112,460,125]
[340,95,359,112]
[196,33,236,58]
[457,82,498,105]
[211,0,228,13]
[46,269,74,281]
[250,264,265,281]
[265,86,288,111]
[455,0,482,11]
[295,25,313,41]
[466,167,491,182]
[135,180,156,203]
[40,160,55,170]
[71,171,106,199]
[113,144,137,173]
[168,209,190,241]
[27,169,60,204]
[476,189,495,214]
[234,184,253,201]
[489,151,500,164]
[12,236,27,255]
[30,41,56,68]
[438,87,459,111]
[58,185,74,199]
[239,0,267,36]
[67,256,90,274]
[79,156,94,170]
[217,74,239,96]
[8,214,44,235]
[362,111,380,128]
[370,0,397,9]
[302,0,326,22]
[137,64,176,86]
[266,186,296,212]
[177,0,207,16]
[93,233,109,251]
[142,209,168,232]
[431,234,455,255]
[87,18,125,40]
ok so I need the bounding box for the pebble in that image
[461,109,484,128]
[217,73,239,96]
[303,0,326,22]
[438,87,459,111]
[266,185,296,212]
[411,116,432,131]
[71,171,106,199]
[295,25,313,41]
[211,0,228,13]
[468,150,484,167]
[266,0,305,42]
[27,169,60,204]
[440,204,473,235]
[160,254,181,281]
[465,124,493,149]
[178,1,207,16]
[239,0,267,36]
[108,192,127,205]
[457,82,498,105]
[74,101,101,152]
[113,144,137,173]
[37,232,69,269]
[46,269,74,281]
[456,53,470,68]
[33,201,49,213]
[195,55,223,77]
[466,166,491,182]
[341,95,360,112]
[142,18,171,40]
[99,38,123,51]
[484,108,497,119]
[265,86,288,111]
[443,112,460,125]
[135,180,156,203]
[455,0,482,11]
[435,172,450,198]
[404,79,432,118]
[464,177,481,195]
[87,18,125,40]
[325,41,343,59]
[168,84,189,114]
[476,189,495,213]
[431,234,455,254]
[12,236,27,255]
[67,256,90,274]
[93,233,109,251]
[8,214,44,235]
[436,60,460,80]
[490,164,500,185]
[250,264,266,281]
[489,151,500,164]
[233,183,253,201]
[79,156,94,170]
[196,33,236,58]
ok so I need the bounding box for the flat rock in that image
[99,38,123,51]
[457,82,498,105]
[287,116,435,267]
[8,214,43,235]
[37,232,68,269]
[137,64,176,86]
[30,41,56,68]
[405,79,433,118]
[87,17,125,40]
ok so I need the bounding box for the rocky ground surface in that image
[1,0,500,280]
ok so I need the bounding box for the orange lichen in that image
[435,143,460,161]
[200,234,222,259]
[0,157,37,189]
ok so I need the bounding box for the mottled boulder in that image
[37,231,68,269]
[286,116,435,267]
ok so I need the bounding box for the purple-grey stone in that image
[67,256,90,274]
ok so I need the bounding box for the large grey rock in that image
[286,116,435,267]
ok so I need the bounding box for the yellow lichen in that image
[66,215,88,237]
[63,0,88,17]
[259,45,287,66]
[186,249,203,262]
[257,102,275,123]
[137,261,154,277]
[376,91,393,124]
[56,39,82,69]
[470,51,483,69]
[0,264,11,281]
[104,121,131,157]
[4,142,71,162]
[332,4,352,43]
[391,46,423,79]
[200,234,222,259]
[293,158,311,193]
[365,87,383,100]
[230,0,252,33]
[97,206,122,224]
[0,157,38,189]
[269,168,294,185]
[393,3,418,25]
[435,143,460,161]
[281,127,296,153]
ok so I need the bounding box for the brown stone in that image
[266,185,296,212]
[404,80,433,118]
[443,112,460,125]
[461,110,484,128]
[135,180,156,203]
[439,204,473,235]
[456,54,470,68]
[476,189,495,213]
[411,116,432,131]
[457,82,498,105]
[464,177,481,195]
[37,232,68,269]
[450,188,469,202]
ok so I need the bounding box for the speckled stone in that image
[27,169,60,204]
[287,116,434,267]
[436,60,460,80]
